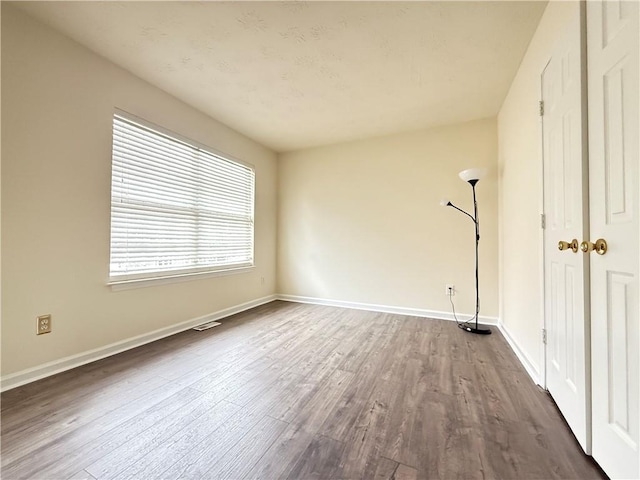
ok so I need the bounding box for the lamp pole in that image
[441,169,491,335]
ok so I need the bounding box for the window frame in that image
[107,109,256,289]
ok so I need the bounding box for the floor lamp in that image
[440,168,491,335]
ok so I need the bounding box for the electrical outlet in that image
[261,276,265,285]
[37,314,52,335]
[445,284,455,296]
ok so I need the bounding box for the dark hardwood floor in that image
[1,301,603,479]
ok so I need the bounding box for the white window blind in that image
[109,113,255,282]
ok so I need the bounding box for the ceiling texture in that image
[16,1,547,152]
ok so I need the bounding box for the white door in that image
[587,1,639,478]
[542,4,590,452]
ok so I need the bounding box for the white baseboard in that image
[497,321,541,385]
[276,294,499,325]
[0,294,278,392]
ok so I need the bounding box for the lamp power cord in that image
[448,292,474,328]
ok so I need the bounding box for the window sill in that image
[108,265,255,291]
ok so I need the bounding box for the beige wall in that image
[498,1,579,380]
[278,118,498,319]
[1,6,277,377]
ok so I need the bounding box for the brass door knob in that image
[580,239,607,255]
[558,239,579,253]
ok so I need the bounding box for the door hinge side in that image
[542,328,547,345]
[541,213,546,229]
[539,100,545,116]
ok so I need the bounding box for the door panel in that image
[604,59,633,224]
[542,4,590,452]
[607,272,633,439]
[587,1,639,477]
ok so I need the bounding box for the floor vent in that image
[192,321,221,331]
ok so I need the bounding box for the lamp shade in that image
[459,168,487,183]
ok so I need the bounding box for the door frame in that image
[539,58,551,391]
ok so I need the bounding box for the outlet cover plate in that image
[37,314,52,335]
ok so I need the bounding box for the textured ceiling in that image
[16,1,547,152]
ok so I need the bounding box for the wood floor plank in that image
[336,313,386,373]
[285,315,355,377]
[422,332,459,396]
[84,395,240,480]
[317,327,397,442]
[1,341,173,417]
[287,368,355,435]
[337,375,406,479]
[200,415,287,479]
[372,456,399,480]
[1,365,159,435]
[242,423,315,480]
[1,373,172,466]
[67,469,97,480]
[110,400,241,480]
[225,369,301,407]
[285,434,346,480]
[158,405,268,479]
[258,373,319,423]
[2,386,204,480]
[317,370,380,442]
[371,458,419,480]
[1,301,604,480]
[381,357,433,470]
[394,463,419,480]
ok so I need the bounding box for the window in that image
[109,112,255,284]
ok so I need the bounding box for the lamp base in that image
[458,323,492,335]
